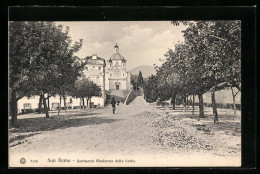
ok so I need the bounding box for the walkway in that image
[9,95,241,167]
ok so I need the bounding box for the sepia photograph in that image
[9,20,241,167]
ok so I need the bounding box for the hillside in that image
[128,65,156,78]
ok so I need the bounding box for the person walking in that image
[111,98,116,114]
[117,100,120,106]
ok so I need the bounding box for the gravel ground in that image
[9,96,241,166]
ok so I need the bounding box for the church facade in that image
[84,44,131,106]
[105,44,131,90]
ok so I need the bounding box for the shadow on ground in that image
[10,112,120,134]
[9,132,41,144]
[167,113,241,136]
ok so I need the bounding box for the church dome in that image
[110,53,125,60]
[108,44,126,61]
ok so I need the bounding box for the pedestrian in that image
[111,97,116,114]
[117,101,120,106]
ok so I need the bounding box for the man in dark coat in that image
[111,98,116,114]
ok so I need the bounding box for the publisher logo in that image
[20,158,26,164]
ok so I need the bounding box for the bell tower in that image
[114,44,119,53]
[106,44,131,90]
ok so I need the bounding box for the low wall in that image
[125,89,142,105]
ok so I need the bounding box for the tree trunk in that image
[83,98,85,107]
[90,98,92,108]
[171,93,176,110]
[58,96,61,116]
[63,96,67,112]
[87,98,89,107]
[47,93,50,111]
[80,98,82,109]
[198,93,204,119]
[38,94,43,113]
[192,94,195,117]
[187,96,190,108]
[43,97,49,118]
[231,87,237,115]
[183,96,186,112]
[10,89,18,127]
[211,88,218,123]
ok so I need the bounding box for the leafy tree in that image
[137,71,144,88]
[181,21,241,122]
[57,56,85,114]
[9,22,37,126]
[171,21,241,122]
[143,75,158,103]
[9,21,83,122]
[28,22,83,118]
[155,59,178,109]
[130,74,139,90]
[72,78,102,108]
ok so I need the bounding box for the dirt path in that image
[9,96,241,167]
[10,96,161,155]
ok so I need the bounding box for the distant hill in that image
[129,65,156,78]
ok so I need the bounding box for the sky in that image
[56,21,187,70]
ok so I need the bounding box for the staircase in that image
[125,88,143,105]
[105,90,130,106]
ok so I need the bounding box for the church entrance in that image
[116,85,119,90]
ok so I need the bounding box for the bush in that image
[34,108,45,113]
[155,99,170,107]
[196,102,241,110]
[21,109,34,114]
[145,98,157,103]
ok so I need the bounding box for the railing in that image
[124,88,133,105]
[124,88,142,105]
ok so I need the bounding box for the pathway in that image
[9,96,241,167]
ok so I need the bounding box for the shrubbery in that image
[195,103,241,110]
[20,109,34,114]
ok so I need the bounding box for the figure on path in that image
[117,101,120,106]
[111,98,116,114]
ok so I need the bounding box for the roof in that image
[84,56,106,65]
[109,53,126,61]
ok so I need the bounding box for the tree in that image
[9,21,83,123]
[171,21,241,122]
[143,75,159,103]
[57,56,85,114]
[28,22,83,118]
[181,21,241,122]
[137,71,144,88]
[9,22,42,126]
[155,59,179,110]
[72,78,102,108]
[130,74,139,90]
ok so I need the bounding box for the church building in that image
[83,54,106,107]
[105,44,131,90]
[16,44,131,113]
